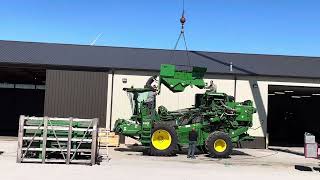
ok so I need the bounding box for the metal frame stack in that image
[17,115,98,165]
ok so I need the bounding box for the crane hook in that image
[180,11,186,33]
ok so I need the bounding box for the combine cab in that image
[114,64,256,158]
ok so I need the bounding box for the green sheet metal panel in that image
[159,64,207,92]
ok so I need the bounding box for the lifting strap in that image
[171,0,191,67]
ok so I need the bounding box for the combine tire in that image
[150,122,178,156]
[197,145,208,154]
[206,131,233,158]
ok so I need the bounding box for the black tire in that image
[205,131,233,158]
[150,122,178,156]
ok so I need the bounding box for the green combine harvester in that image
[114,64,256,158]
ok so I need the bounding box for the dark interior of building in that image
[0,66,46,136]
[268,85,320,147]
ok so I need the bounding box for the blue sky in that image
[1,0,320,56]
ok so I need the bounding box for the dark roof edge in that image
[1,39,320,60]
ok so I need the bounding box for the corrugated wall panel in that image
[44,70,108,127]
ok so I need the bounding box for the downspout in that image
[234,75,237,101]
[109,70,115,130]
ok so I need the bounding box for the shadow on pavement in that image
[232,149,251,156]
[268,147,304,157]
[313,167,320,172]
[295,165,313,171]
[114,145,251,157]
[114,145,145,153]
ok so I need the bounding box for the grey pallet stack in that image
[17,115,98,165]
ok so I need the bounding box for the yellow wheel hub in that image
[214,139,227,152]
[151,129,172,150]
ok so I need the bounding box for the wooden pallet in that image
[98,129,120,147]
[17,116,98,165]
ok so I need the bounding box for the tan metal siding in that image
[44,70,108,127]
[107,71,235,130]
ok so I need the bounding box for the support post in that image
[17,115,25,163]
[106,129,109,162]
[66,117,73,164]
[41,117,48,163]
[91,118,98,165]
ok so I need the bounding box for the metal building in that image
[1,40,320,148]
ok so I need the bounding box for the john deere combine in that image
[114,64,256,158]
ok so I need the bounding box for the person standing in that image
[188,128,198,159]
[145,86,157,119]
[207,80,217,92]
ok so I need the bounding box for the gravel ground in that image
[0,139,319,180]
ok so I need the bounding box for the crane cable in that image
[171,0,191,67]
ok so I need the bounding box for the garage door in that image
[267,85,320,146]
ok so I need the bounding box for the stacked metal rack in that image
[17,115,98,165]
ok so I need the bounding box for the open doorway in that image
[267,85,320,146]
[0,67,45,136]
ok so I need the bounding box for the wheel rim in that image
[151,129,172,150]
[214,139,227,152]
